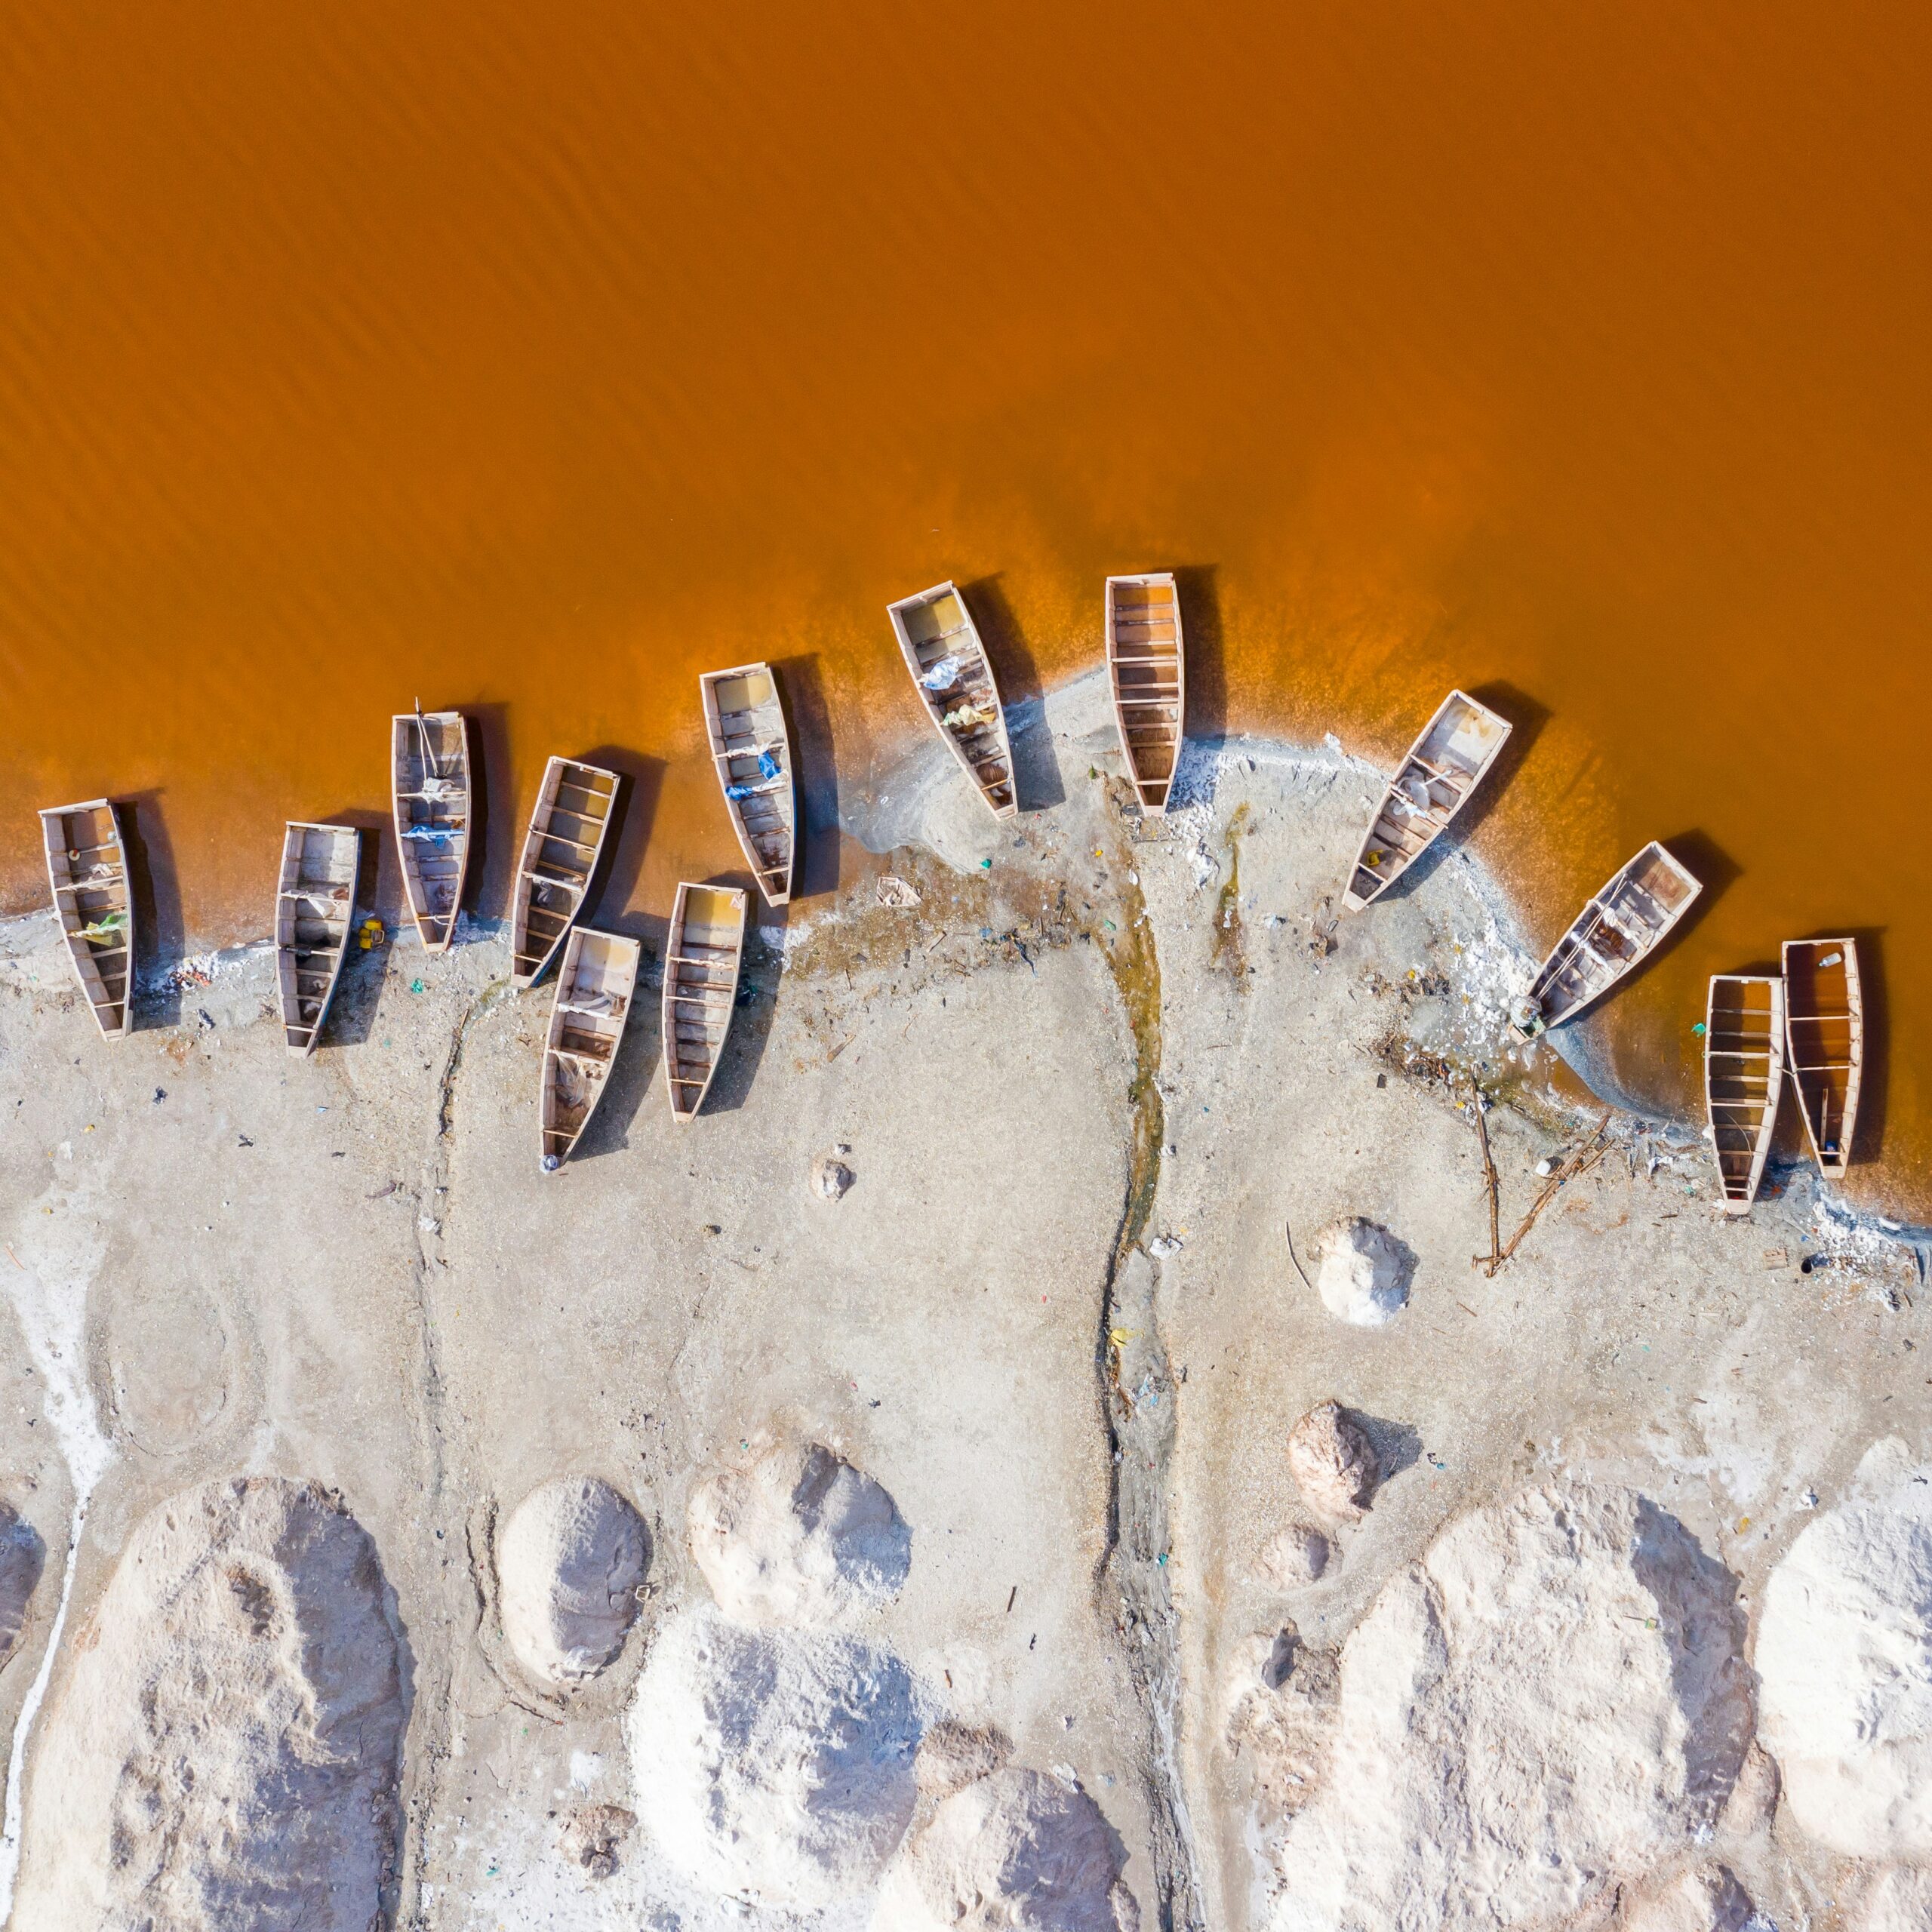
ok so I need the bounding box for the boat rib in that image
[511,756,621,988]
[1343,690,1512,909]
[1782,937,1863,1177]
[663,882,747,1123]
[39,798,135,1039]
[700,663,797,904]
[1105,573,1186,814]
[390,707,473,952]
[540,927,641,1171]
[275,821,361,1057]
[1705,974,1786,1214]
[1512,841,1702,1038]
[887,581,1017,819]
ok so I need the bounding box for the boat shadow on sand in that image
[960,574,1066,814]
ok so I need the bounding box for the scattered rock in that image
[814,1155,856,1200]
[1310,1217,1411,1325]
[1758,1461,1932,1857]
[878,1766,1137,1931]
[0,1501,45,1666]
[499,1475,650,1685]
[1265,1484,1749,1931]
[626,1610,922,1910]
[689,1437,909,1627]
[1258,1521,1332,1589]
[917,1718,1014,1800]
[1619,1863,1756,1932]
[1285,1404,1379,1523]
[14,1477,405,1932]
[558,1803,636,1880]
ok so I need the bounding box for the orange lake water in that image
[2,3,1929,1217]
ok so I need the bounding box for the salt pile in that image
[1259,1521,1331,1587]
[1284,1404,1378,1522]
[1619,1863,1757,1932]
[12,1477,405,1932]
[1311,1217,1410,1326]
[0,1503,42,1664]
[689,1437,910,1626]
[499,1474,649,1684]
[1758,1463,1932,1858]
[876,1767,1134,1932]
[626,1607,923,1910]
[1226,1624,1340,1822]
[1266,1483,1749,1931]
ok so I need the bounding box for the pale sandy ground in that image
[0,669,1924,1930]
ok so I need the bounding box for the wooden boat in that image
[1783,937,1863,1177]
[510,757,621,988]
[390,706,473,952]
[39,799,135,1039]
[1343,691,1512,909]
[663,883,747,1123]
[1511,841,1702,1038]
[1105,574,1186,814]
[540,928,641,1171]
[887,582,1017,819]
[275,822,361,1057]
[1705,974,1786,1214]
[700,663,796,904]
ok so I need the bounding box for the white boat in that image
[540,928,641,1171]
[1782,937,1863,1177]
[887,582,1017,817]
[390,707,473,952]
[1342,691,1512,909]
[275,822,361,1056]
[1512,842,1702,1038]
[663,883,747,1122]
[511,757,621,987]
[1105,574,1186,814]
[1705,974,1786,1214]
[39,798,135,1038]
[700,663,796,904]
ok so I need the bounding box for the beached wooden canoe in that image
[887,582,1017,819]
[39,798,135,1039]
[1705,974,1786,1214]
[390,707,472,952]
[1783,937,1863,1177]
[1106,574,1186,814]
[540,927,641,1172]
[1343,691,1512,909]
[663,882,747,1123]
[1511,841,1703,1038]
[275,822,361,1057]
[700,663,796,904]
[511,757,621,988]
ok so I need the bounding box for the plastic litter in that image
[357,917,386,951]
[398,825,451,842]
[78,910,128,944]
[919,654,963,690]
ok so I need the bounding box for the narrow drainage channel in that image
[1094,818,1205,1932]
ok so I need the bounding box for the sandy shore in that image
[0,671,1927,1930]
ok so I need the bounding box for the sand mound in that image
[13,1476,405,1932]
[1311,1217,1409,1326]
[1259,1521,1332,1588]
[1284,1404,1379,1522]
[1850,1866,1932,1932]
[626,1608,923,1909]
[877,1767,1134,1932]
[0,1500,44,1665]
[1619,1864,1756,1932]
[499,1475,649,1684]
[1226,1624,1340,1823]
[1267,1483,1749,1932]
[689,1438,910,1627]
[1758,1464,1932,1858]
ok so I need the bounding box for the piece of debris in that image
[876,875,922,909]
[1149,1233,1184,1260]
[813,1155,855,1201]
[558,1803,636,1880]
[1286,1403,1380,1522]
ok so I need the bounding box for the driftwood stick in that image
[1480,1112,1614,1276]
[1468,1080,1502,1274]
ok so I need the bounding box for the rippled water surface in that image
[3,5,1928,1211]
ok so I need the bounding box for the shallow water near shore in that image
[2,3,1930,1213]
